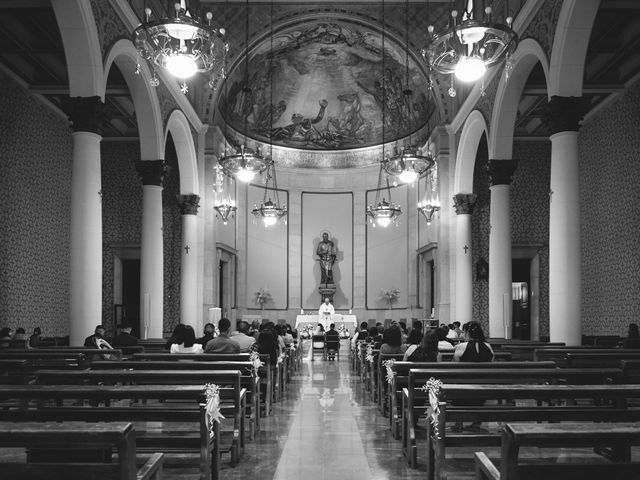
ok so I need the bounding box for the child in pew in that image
[452,321,494,432]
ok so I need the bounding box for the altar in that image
[295,314,357,334]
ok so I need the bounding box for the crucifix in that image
[184,245,190,254]
[463,245,469,254]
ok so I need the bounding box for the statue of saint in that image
[316,232,336,285]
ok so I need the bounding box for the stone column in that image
[135,160,165,339]
[487,160,517,338]
[453,193,477,325]
[66,96,105,346]
[548,96,588,346]
[177,194,200,330]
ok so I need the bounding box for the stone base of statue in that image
[318,283,337,304]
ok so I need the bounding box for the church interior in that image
[1,0,640,479]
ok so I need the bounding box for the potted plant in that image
[254,288,272,310]
[380,287,401,310]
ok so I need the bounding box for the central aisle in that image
[217,342,424,480]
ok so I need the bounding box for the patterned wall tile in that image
[579,83,640,335]
[0,72,73,335]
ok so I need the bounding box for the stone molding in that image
[135,160,165,186]
[177,194,201,215]
[546,96,589,134]
[64,96,107,134]
[453,193,478,215]
[487,159,518,186]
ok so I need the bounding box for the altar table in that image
[295,314,357,333]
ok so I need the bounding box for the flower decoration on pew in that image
[204,383,225,438]
[366,344,374,363]
[382,359,396,385]
[421,377,444,440]
[249,351,264,376]
[277,352,286,365]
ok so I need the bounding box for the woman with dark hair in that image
[623,323,640,348]
[170,325,203,354]
[404,329,438,362]
[452,321,493,432]
[255,329,279,366]
[453,321,494,362]
[165,324,186,350]
[379,325,406,354]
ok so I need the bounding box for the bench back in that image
[534,348,640,365]
[132,353,251,362]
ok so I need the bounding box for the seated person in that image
[205,318,240,354]
[230,320,256,353]
[325,323,340,360]
[170,325,203,354]
[623,323,640,348]
[84,325,106,348]
[404,330,438,362]
[113,323,138,347]
[195,323,216,346]
[437,326,455,351]
[379,325,407,355]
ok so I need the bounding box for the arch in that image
[166,110,199,195]
[51,0,104,98]
[549,0,599,96]
[454,110,488,194]
[103,39,164,161]
[489,38,550,159]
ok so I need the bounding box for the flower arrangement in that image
[380,287,401,308]
[204,383,225,438]
[254,288,272,309]
[421,377,443,439]
[382,359,396,385]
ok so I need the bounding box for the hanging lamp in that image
[134,0,228,93]
[218,0,268,182]
[367,0,402,229]
[383,0,434,184]
[423,0,517,88]
[250,0,287,227]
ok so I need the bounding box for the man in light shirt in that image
[230,320,256,353]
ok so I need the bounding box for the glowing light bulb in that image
[166,54,197,78]
[236,168,255,183]
[376,217,392,228]
[263,215,277,227]
[399,169,418,184]
[454,56,486,82]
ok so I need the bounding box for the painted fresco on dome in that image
[221,22,430,150]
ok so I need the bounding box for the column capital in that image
[135,160,165,186]
[63,96,107,134]
[177,194,201,215]
[546,96,589,134]
[487,159,517,186]
[453,193,477,215]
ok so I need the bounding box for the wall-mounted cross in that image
[184,245,190,254]
[463,245,469,254]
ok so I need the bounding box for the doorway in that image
[512,259,531,340]
[122,259,141,338]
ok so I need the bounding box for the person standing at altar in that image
[318,297,335,317]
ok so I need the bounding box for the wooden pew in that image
[377,353,408,417]
[0,421,163,480]
[428,384,640,480]
[0,352,90,372]
[402,367,623,469]
[475,422,640,480]
[0,359,28,384]
[531,347,640,364]
[131,352,273,417]
[90,360,260,438]
[0,384,227,480]
[1,348,121,361]
[437,351,513,362]
[34,369,246,463]
[387,362,557,439]
[566,351,640,368]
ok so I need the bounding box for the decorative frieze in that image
[135,160,165,186]
[487,159,518,186]
[546,96,589,134]
[64,96,107,134]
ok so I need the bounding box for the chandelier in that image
[134,0,228,92]
[367,1,402,229]
[218,0,268,182]
[213,164,236,224]
[417,163,440,224]
[423,0,517,86]
[383,0,434,184]
[251,0,286,228]
[251,161,287,227]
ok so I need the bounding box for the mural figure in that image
[317,232,337,285]
[272,99,328,145]
[324,92,371,147]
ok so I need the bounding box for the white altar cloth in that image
[295,314,357,333]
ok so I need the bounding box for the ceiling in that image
[0,0,638,144]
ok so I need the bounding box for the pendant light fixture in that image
[423,0,517,89]
[218,0,268,182]
[383,0,434,184]
[367,0,402,229]
[251,0,287,227]
[134,0,228,93]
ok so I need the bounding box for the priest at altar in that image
[318,298,335,318]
